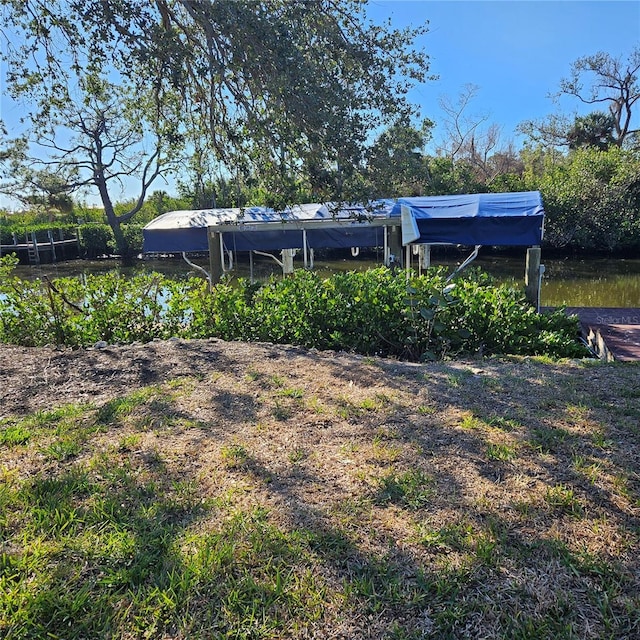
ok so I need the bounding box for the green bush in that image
[78,224,114,258]
[121,222,145,254]
[444,271,586,357]
[0,226,14,245]
[0,261,588,359]
[532,147,640,251]
[0,223,78,246]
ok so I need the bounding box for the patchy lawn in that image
[1,339,639,639]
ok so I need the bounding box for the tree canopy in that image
[519,47,640,150]
[1,1,430,222]
[558,48,640,147]
[0,0,430,253]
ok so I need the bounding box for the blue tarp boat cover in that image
[391,191,544,246]
[142,201,394,253]
[142,192,544,253]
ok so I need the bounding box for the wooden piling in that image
[388,225,403,267]
[208,230,224,288]
[525,247,541,309]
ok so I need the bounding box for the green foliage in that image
[526,146,640,251]
[424,156,486,196]
[567,112,616,150]
[0,424,31,446]
[443,270,587,357]
[365,117,433,198]
[375,469,434,509]
[559,48,640,149]
[77,224,114,258]
[2,0,430,244]
[0,218,144,258]
[121,222,145,255]
[0,266,588,359]
[0,221,78,246]
[0,254,19,280]
[0,270,174,347]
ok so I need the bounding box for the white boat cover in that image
[142,192,544,253]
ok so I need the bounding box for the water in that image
[7,252,640,308]
[448,254,640,308]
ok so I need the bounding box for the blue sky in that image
[365,0,640,147]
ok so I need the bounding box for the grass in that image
[375,468,434,509]
[0,424,31,446]
[220,443,250,468]
[1,351,639,639]
[485,442,517,461]
[529,425,573,453]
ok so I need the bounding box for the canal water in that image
[7,251,640,308]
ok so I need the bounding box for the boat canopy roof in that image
[390,191,544,246]
[142,201,395,253]
[142,191,544,253]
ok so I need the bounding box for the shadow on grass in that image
[2,343,639,639]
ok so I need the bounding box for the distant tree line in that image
[2,139,639,257]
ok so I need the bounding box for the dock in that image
[564,307,640,362]
[0,231,79,264]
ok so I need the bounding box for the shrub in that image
[78,224,114,258]
[0,263,588,359]
[121,222,145,254]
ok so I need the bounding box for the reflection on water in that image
[8,252,640,309]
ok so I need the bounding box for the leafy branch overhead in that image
[1,1,430,213]
[0,0,431,254]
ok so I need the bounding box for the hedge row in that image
[0,258,587,360]
[0,223,145,258]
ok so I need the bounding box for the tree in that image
[1,0,430,237]
[558,48,640,147]
[520,48,640,150]
[1,134,73,218]
[518,113,574,150]
[3,74,182,253]
[567,111,616,150]
[366,118,432,197]
[434,84,516,187]
[534,146,640,250]
[423,156,482,195]
[436,84,490,162]
[5,167,76,218]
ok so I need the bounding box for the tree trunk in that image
[108,214,129,258]
[96,175,130,257]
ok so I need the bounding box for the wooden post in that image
[282,248,295,275]
[388,225,403,267]
[48,230,57,262]
[29,231,40,265]
[208,229,224,288]
[58,229,66,260]
[525,246,542,310]
[419,244,431,270]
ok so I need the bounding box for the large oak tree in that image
[1,0,430,253]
